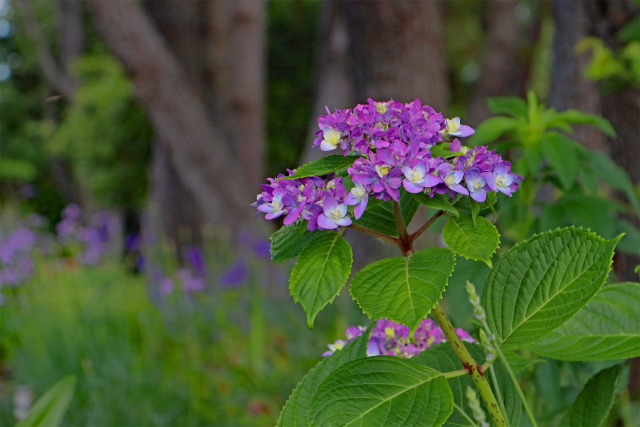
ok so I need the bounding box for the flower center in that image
[375,165,391,177]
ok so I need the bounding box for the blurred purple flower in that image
[184,246,206,277]
[220,259,248,288]
[177,268,206,292]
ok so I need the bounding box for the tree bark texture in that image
[583,0,640,401]
[343,0,448,106]
[466,0,537,126]
[88,0,259,229]
[548,0,605,152]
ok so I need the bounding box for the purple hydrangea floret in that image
[322,318,475,358]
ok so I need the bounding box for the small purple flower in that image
[344,181,369,220]
[443,117,475,138]
[401,162,442,193]
[257,188,290,220]
[484,163,519,197]
[465,170,488,202]
[443,170,469,195]
[317,196,352,230]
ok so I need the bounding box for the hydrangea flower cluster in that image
[255,99,522,231]
[322,318,475,358]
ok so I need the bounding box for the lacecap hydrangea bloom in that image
[254,99,522,230]
[322,318,475,358]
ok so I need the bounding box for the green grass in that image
[0,260,355,426]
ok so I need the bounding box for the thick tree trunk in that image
[88,0,255,228]
[344,0,448,106]
[466,0,536,126]
[206,1,266,189]
[583,0,640,401]
[548,0,605,152]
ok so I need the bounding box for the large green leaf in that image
[616,219,640,256]
[482,227,621,350]
[559,364,625,427]
[269,221,322,263]
[413,343,486,426]
[586,149,640,218]
[530,282,640,360]
[277,326,372,427]
[290,232,353,327]
[308,357,454,426]
[16,376,76,427]
[442,215,500,268]
[540,132,578,191]
[351,248,455,333]
[549,110,616,138]
[355,189,420,237]
[486,97,528,119]
[468,117,519,146]
[279,155,361,180]
[413,193,459,216]
[415,344,522,427]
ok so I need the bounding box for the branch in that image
[409,210,445,244]
[87,0,255,225]
[348,223,402,249]
[17,0,76,100]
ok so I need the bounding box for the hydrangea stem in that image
[433,303,507,427]
[392,204,507,426]
[393,202,413,255]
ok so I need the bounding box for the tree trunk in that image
[583,0,640,401]
[88,0,256,230]
[548,0,605,152]
[466,0,537,126]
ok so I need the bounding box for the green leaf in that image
[276,326,372,427]
[442,215,500,268]
[413,343,486,426]
[486,97,528,119]
[550,110,616,138]
[469,117,519,146]
[489,357,523,427]
[0,158,38,182]
[355,189,419,237]
[308,357,454,426]
[540,132,578,191]
[482,227,621,350]
[431,144,463,159]
[501,351,545,376]
[559,364,625,427]
[586,150,640,218]
[269,221,322,263]
[279,155,361,180]
[351,248,455,333]
[413,192,459,216]
[617,219,640,256]
[530,282,640,360]
[289,232,353,327]
[16,375,76,427]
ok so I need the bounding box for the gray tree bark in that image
[88,0,260,234]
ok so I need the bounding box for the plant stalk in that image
[349,223,402,249]
[392,200,507,426]
[393,202,413,255]
[433,303,507,427]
